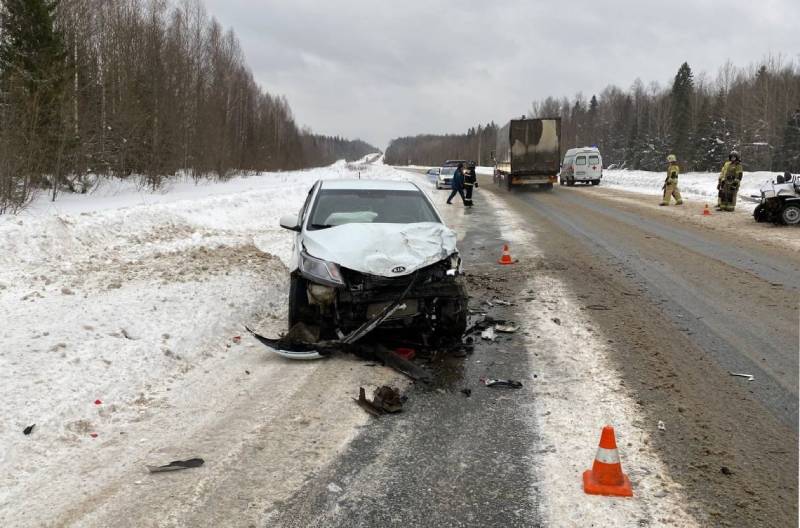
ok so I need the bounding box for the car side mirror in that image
[279,214,301,231]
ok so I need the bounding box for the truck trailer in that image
[492,118,561,190]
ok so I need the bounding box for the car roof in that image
[319,179,420,191]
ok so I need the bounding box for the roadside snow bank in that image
[482,190,699,527]
[602,169,780,205]
[0,160,424,526]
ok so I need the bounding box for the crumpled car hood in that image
[302,222,457,277]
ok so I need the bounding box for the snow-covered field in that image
[601,169,779,206]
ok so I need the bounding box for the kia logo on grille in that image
[392,266,406,273]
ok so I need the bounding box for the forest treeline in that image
[0,0,378,212]
[383,123,499,167]
[386,58,800,173]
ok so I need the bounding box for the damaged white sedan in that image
[278,179,468,344]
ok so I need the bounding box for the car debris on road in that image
[729,372,755,381]
[146,458,205,473]
[482,378,523,389]
[354,386,405,417]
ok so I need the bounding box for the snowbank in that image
[601,169,781,205]
[0,159,427,525]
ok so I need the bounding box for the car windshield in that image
[441,167,456,175]
[308,189,440,229]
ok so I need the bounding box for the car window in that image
[576,156,587,165]
[588,155,600,164]
[308,189,440,229]
[440,167,456,175]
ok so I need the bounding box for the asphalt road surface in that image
[267,175,798,528]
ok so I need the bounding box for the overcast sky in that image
[205,0,799,148]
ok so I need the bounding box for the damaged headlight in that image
[299,250,345,287]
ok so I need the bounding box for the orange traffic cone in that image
[702,204,712,216]
[583,426,633,497]
[497,244,517,265]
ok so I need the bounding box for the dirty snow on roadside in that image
[0,157,415,526]
[601,169,781,207]
[480,190,699,527]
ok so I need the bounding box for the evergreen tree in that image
[779,108,800,172]
[587,95,599,144]
[669,62,694,164]
[0,0,67,175]
[571,98,585,146]
[0,0,67,206]
[692,91,733,171]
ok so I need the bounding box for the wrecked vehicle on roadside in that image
[753,172,800,225]
[278,179,468,346]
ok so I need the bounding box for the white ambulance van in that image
[560,147,603,186]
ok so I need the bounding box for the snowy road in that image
[1,161,797,527]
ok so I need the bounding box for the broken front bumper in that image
[306,258,468,336]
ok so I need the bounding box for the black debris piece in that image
[461,388,472,397]
[23,424,35,435]
[483,378,523,389]
[355,387,382,417]
[354,386,406,417]
[372,386,405,413]
[366,344,432,383]
[147,458,205,473]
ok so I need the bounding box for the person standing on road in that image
[464,162,478,206]
[718,150,743,212]
[446,163,466,205]
[660,154,683,206]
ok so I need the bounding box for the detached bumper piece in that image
[245,324,329,360]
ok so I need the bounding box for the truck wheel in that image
[545,182,554,190]
[780,203,800,225]
[591,180,600,186]
[288,275,310,329]
[567,178,575,187]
